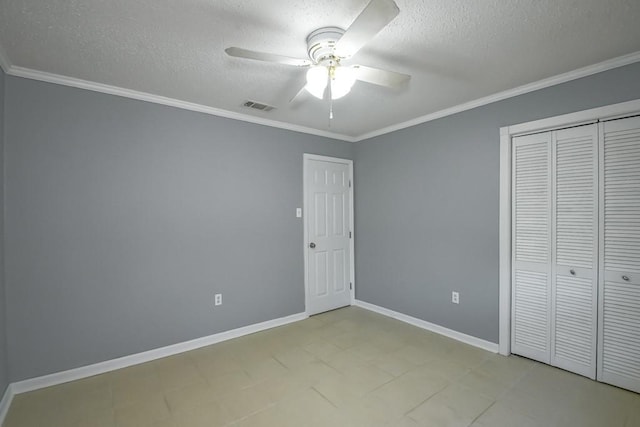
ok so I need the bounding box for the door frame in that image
[303,154,355,316]
[498,99,640,356]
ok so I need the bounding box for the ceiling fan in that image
[225,0,410,104]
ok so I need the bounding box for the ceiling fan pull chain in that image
[328,72,334,124]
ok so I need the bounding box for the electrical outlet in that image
[214,293,222,306]
[452,291,460,304]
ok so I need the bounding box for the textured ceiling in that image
[1,0,640,140]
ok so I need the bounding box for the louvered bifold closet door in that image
[512,132,552,363]
[598,116,640,393]
[551,125,598,379]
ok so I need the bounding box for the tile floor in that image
[4,306,640,426]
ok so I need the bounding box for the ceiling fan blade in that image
[352,65,410,87]
[334,0,399,58]
[225,47,312,67]
[289,83,309,107]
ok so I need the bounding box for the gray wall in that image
[4,76,353,381]
[3,60,640,384]
[353,61,640,343]
[0,68,7,395]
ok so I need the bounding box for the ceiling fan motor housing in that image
[306,27,345,65]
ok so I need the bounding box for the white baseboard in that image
[10,312,307,396]
[0,384,13,424]
[354,299,499,353]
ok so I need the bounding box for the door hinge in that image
[350,282,353,290]
[349,231,352,238]
[349,180,351,188]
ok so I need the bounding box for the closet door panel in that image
[512,133,551,363]
[599,116,640,393]
[551,125,598,379]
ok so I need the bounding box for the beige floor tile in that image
[455,368,512,399]
[5,307,639,427]
[367,332,407,353]
[325,330,364,349]
[626,408,640,427]
[370,370,449,415]
[171,399,234,427]
[231,404,294,427]
[191,350,244,379]
[338,393,400,426]
[164,380,217,413]
[289,359,341,384]
[323,349,367,373]
[71,408,117,427]
[272,346,318,369]
[392,344,440,365]
[249,372,312,403]
[472,356,533,385]
[313,375,367,408]
[235,387,342,427]
[240,356,289,383]
[470,402,539,427]
[497,387,566,423]
[409,358,471,381]
[206,369,254,397]
[408,383,494,426]
[153,355,204,391]
[369,352,419,377]
[343,363,395,394]
[113,392,170,427]
[147,419,178,427]
[555,407,626,427]
[345,341,387,362]
[303,339,343,361]
[385,416,421,426]
[111,370,163,408]
[409,402,475,427]
[217,384,275,420]
[279,388,343,426]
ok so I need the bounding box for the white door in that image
[512,125,599,378]
[550,125,598,379]
[598,116,640,393]
[304,155,353,315]
[511,132,552,363]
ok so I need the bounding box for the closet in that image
[511,115,640,393]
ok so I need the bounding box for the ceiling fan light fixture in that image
[305,66,328,99]
[330,66,356,100]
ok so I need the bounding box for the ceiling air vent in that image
[243,100,276,112]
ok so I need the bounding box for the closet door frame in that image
[499,99,640,356]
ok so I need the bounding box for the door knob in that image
[309,242,316,249]
[570,269,576,276]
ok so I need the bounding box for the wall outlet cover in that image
[452,291,460,304]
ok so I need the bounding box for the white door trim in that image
[303,154,355,315]
[499,98,640,356]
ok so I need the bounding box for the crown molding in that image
[1,43,639,142]
[5,65,357,142]
[353,50,640,142]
